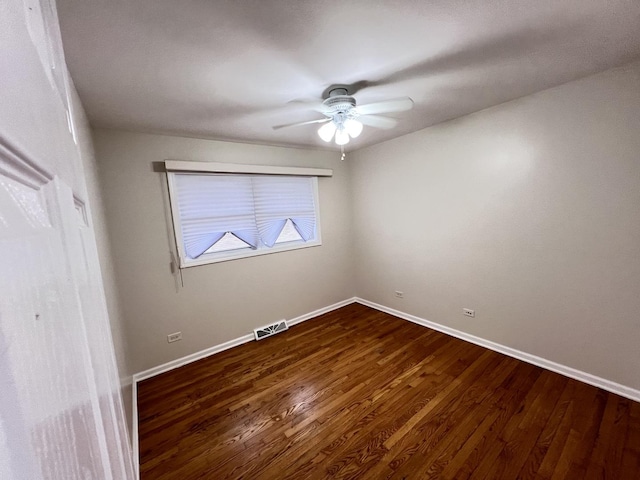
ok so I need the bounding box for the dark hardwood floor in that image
[137,303,640,479]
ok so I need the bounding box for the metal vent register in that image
[253,320,288,340]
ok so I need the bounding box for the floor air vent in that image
[254,320,288,341]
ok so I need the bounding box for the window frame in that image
[165,161,332,268]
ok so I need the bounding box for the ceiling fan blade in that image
[287,99,329,114]
[272,117,330,130]
[358,115,398,130]
[356,97,414,115]
[346,26,578,94]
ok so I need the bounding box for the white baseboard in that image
[131,379,139,480]
[130,297,356,478]
[130,295,640,478]
[286,297,356,327]
[132,297,356,383]
[355,297,640,403]
[133,333,254,383]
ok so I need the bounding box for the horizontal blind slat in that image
[173,173,317,258]
[253,176,316,247]
[175,174,258,258]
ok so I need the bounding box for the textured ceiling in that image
[57,0,640,151]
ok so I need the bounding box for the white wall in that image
[350,61,640,391]
[93,130,355,374]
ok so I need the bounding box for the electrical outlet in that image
[167,332,182,343]
[463,308,475,318]
[395,291,404,298]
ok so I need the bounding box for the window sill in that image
[179,239,322,268]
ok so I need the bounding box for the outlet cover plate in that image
[167,332,182,343]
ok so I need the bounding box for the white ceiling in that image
[57,0,640,151]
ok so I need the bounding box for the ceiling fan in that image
[273,87,414,146]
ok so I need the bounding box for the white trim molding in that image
[132,381,139,480]
[287,298,356,327]
[164,160,333,177]
[133,297,356,382]
[130,296,640,478]
[355,297,640,403]
[166,170,324,269]
[130,297,355,477]
[134,334,252,383]
[0,134,54,189]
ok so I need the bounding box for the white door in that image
[0,149,133,478]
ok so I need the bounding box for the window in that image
[167,169,324,267]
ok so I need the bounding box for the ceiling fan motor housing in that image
[323,95,356,115]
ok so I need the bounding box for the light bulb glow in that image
[344,119,363,138]
[335,128,349,145]
[318,121,337,142]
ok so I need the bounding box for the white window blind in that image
[175,174,259,259]
[253,176,316,247]
[169,173,320,266]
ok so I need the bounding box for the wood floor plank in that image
[137,304,640,479]
[452,364,542,480]
[515,378,576,479]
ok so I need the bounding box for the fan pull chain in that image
[340,145,345,161]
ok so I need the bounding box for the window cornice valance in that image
[164,160,333,177]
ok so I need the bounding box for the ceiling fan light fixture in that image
[273,86,414,150]
[318,121,337,142]
[335,128,350,145]
[344,119,363,138]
